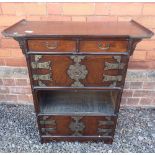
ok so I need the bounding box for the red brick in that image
[40,16,71,21]
[124,82,130,89]
[0,4,2,15]
[15,79,29,86]
[0,79,3,85]
[118,16,134,21]
[132,50,147,61]
[72,16,86,22]
[0,15,25,27]
[0,48,11,57]
[120,97,127,105]
[1,38,19,48]
[95,3,110,15]
[0,58,5,66]
[143,3,155,15]
[87,16,117,22]
[122,90,133,98]
[9,86,31,94]
[130,82,143,89]
[126,98,140,105]
[5,94,17,102]
[139,98,153,105]
[27,79,30,85]
[47,3,62,15]
[133,90,155,97]
[17,94,30,103]
[1,3,46,16]
[135,16,155,29]
[110,3,143,15]
[26,16,41,21]
[1,3,24,15]
[0,86,9,93]
[3,79,15,86]
[151,98,155,105]
[10,49,24,58]
[146,51,155,60]
[23,3,46,15]
[29,94,33,103]
[63,3,95,15]
[136,40,155,51]
[0,94,5,102]
[4,57,26,67]
[143,82,155,89]
[128,60,155,70]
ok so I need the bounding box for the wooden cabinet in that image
[2,19,153,144]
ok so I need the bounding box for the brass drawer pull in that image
[45,41,58,50]
[98,42,110,50]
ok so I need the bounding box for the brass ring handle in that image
[45,41,58,50]
[98,42,110,50]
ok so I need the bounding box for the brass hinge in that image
[103,75,122,82]
[104,62,125,70]
[33,74,51,81]
[41,128,56,134]
[31,61,51,69]
[98,128,112,136]
[40,120,56,125]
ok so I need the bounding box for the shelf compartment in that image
[37,90,119,115]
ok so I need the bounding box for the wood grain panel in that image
[28,39,76,52]
[38,115,117,136]
[80,40,128,52]
[30,55,128,87]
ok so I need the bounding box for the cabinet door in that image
[38,115,117,137]
[30,55,128,87]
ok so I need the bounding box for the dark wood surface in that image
[41,136,113,144]
[28,39,76,52]
[2,19,153,144]
[38,115,117,136]
[30,55,127,87]
[2,19,153,38]
[80,40,128,52]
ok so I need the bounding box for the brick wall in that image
[0,2,155,106]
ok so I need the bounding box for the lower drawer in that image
[38,115,117,137]
[41,136,113,144]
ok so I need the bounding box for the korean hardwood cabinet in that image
[2,19,153,144]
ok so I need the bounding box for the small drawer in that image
[80,40,128,52]
[38,115,117,137]
[28,39,76,52]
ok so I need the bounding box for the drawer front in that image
[38,115,117,137]
[30,55,127,87]
[28,39,76,52]
[80,40,128,52]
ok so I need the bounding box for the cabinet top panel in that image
[2,19,153,39]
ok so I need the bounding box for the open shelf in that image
[38,90,118,115]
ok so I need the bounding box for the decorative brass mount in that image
[67,56,88,87]
[69,116,85,136]
[103,56,125,87]
[31,55,52,86]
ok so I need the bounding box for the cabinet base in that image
[40,136,113,144]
